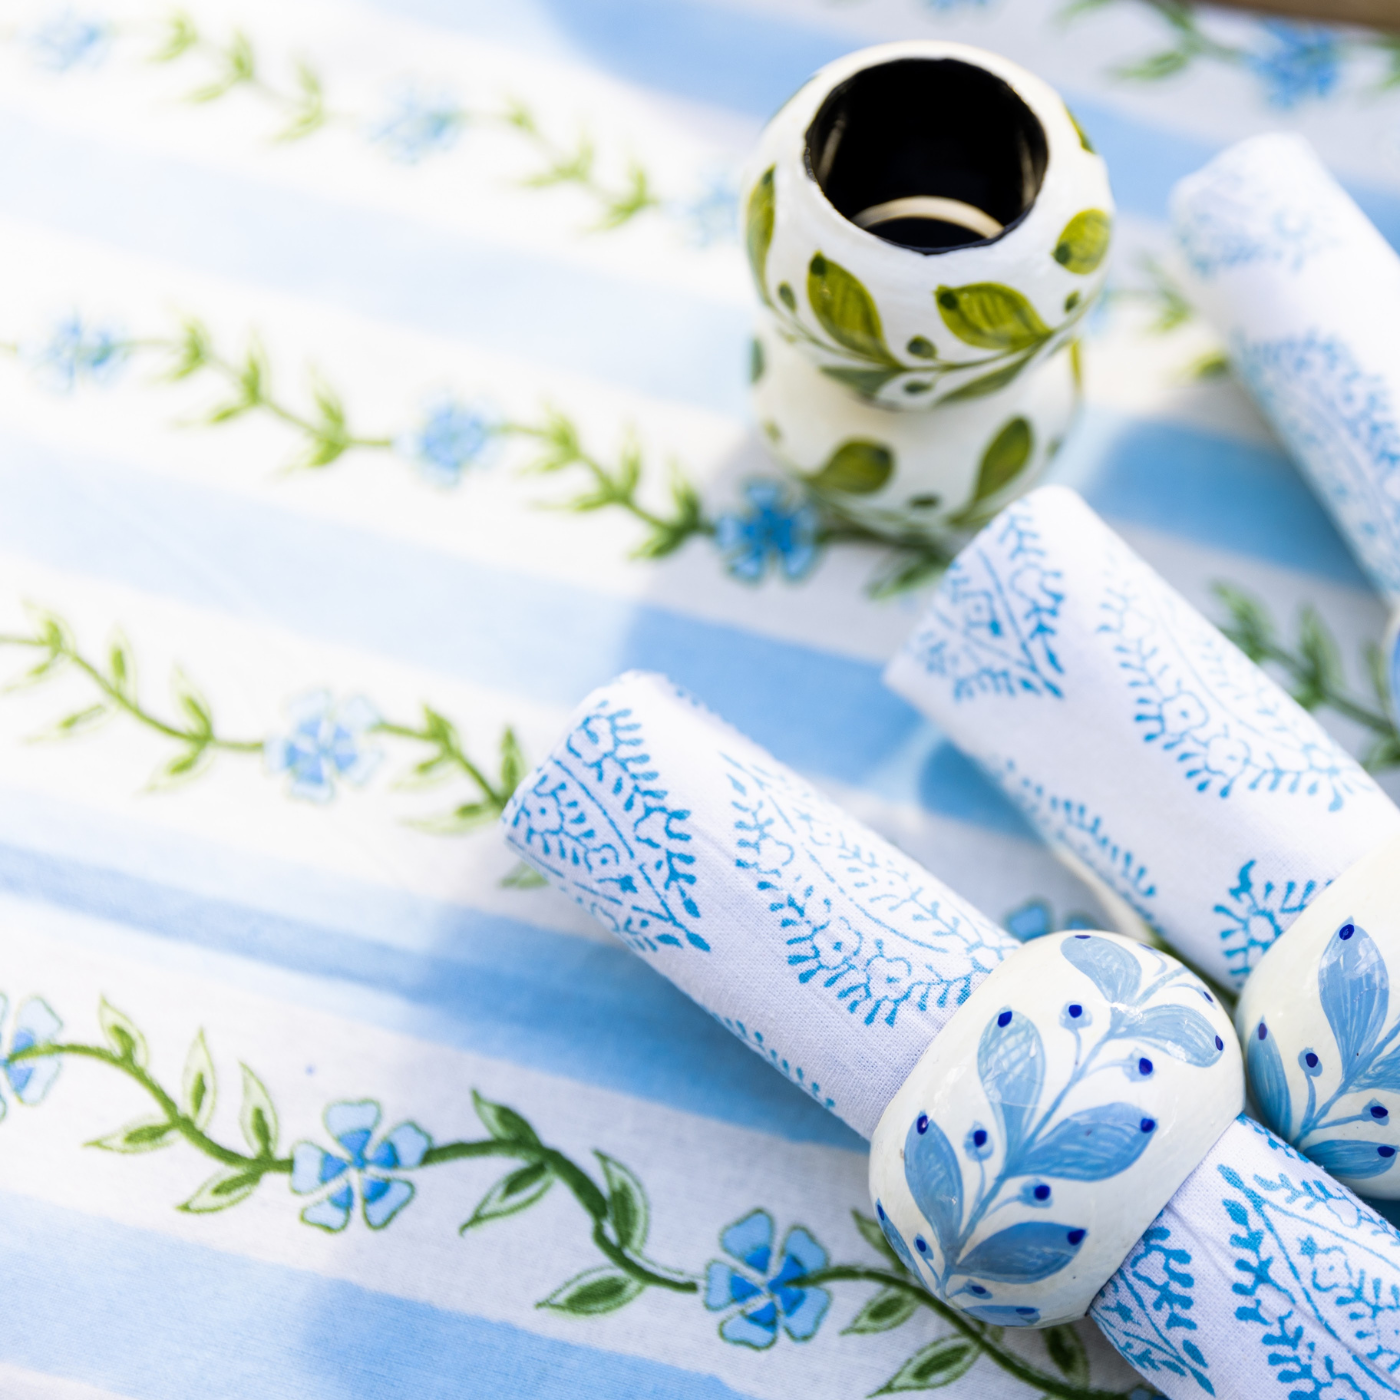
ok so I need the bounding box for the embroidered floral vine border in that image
[0,987,1148,1399]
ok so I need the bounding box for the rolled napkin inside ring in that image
[501,671,1400,1396]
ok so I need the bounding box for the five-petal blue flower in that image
[26,315,129,392]
[714,481,820,584]
[369,88,467,164]
[704,1209,830,1348]
[291,1099,432,1231]
[1247,22,1341,108]
[265,692,382,803]
[398,399,498,486]
[28,11,111,71]
[0,994,63,1118]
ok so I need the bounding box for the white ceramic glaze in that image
[749,318,1079,542]
[740,40,1113,412]
[1236,833,1400,1197]
[868,930,1242,1327]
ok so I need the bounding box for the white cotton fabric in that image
[884,485,1400,990]
[1172,133,1400,604]
[501,670,1016,1139]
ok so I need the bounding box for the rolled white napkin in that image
[1171,132,1400,607]
[885,484,1400,992]
[502,669,1400,1399]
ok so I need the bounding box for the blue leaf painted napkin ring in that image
[1236,833,1400,1197]
[870,929,1242,1326]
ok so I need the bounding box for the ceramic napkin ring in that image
[1237,834,1400,1197]
[871,929,1242,1327]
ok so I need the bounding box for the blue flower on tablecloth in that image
[291,1099,432,1231]
[396,399,498,486]
[714,481,820,584]
[264,691,382,803]
[28,11,111,71]
[368,87,467,164]
[672,171,739,247]
[1246,22,1341,108]
[705,1209,831,1348]
[0,995,63,1119]
[25,315,129,392]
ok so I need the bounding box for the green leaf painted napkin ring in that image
[871,930,1243,1327]
[741,42,1112,538]
[1236,833,1400,1198]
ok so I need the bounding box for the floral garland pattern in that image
[0,986,1144,1399]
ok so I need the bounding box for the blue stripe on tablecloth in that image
[0,1193,758,1400]
[369,0,1400,241]
[0,835,865,1149]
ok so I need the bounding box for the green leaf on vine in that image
[44,704,109,738]
[183,1030,217,1130]
[149,743,214,790]
[745,167,776,307]
[462,1160,554,1230]
[1293,606,1345,711]
[99,998,148,1067]
[108,637,133,700]
[852,1210,909,1273]
[238,1064,279,1158]
[940,354,1031,404]
[1053,209,1112,275]
[1115,49,1192,82]
[843,1286,920,1334]
[935,283,1049,351]
[873,1335,981,1393]
[1043,1323,1090,1386]
[88,1117,180,1153]
[949,417,1034,527]
[807,440,894,496]
[500,860,548,889]
[749,337,765,384]
[181,1165,264,1214]
[473,1089,541,1146]
[1211,582,1274,662]
[596,1151,649,1251]
[538,1266,646,1316]
[808,254,896,364]
[866,548,949,601]
[498,726,526,801]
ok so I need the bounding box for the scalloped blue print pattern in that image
[897,502,1065,700]
[1099,544,1366,812]
[1235,333,1400,599]
[723,754,1007,1027]
[503,698,710,953]
[1248,916,1400,1186]
[877,935,1223,1328]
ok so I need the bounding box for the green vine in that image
[7,1000,1142,1398]
[0,606,526,831]
[1213,582,1400,770]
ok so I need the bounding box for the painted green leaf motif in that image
[238,1064,279,1158]
[748,336,765,385]
[873,1336,981,1393]
[1053,209,1112,275]
[950,417,1033,525]
[88,1117,180,1153]
[473,1089,541,1146]
[181,1166,263,1214]
[819,364,905,398]
[539,1266,647,1316]
[1065,106,1096,153]
[463,1161,554,1228]
[745,167,776,306]
[597,1151,649,1251]
[807,440,894,495]
[98,999,148,1067]
[843,1286,921,1335]
[940,355,1032,404]
[809,253,895,364]
[936,283,1050,351]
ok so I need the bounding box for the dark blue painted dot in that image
[876,1203,886,1219]
[973,1129,988,1148]
[917,1114,929,1135]
[1067,1229,1086,1246]
[1373,1106,1390,1120]
[915,1236,929,1253]
[968,1284,989,1296]
[1203,991,1214,1003]
[1216,1036,1225,1051]
[1074,934,1091,940]
[1034,1184,1051,1201]
[1017,1307,1037,1316]
[1380,1146,1397,1159]
[997,1010,1013,1028]
[1258,1023,1268,1040]
[1138,1057,1154,1076]
[1340,924,1355,941]
[1067,1003,1083,1019]
[1140,1118,1156,1133]
[1305,1052,1319,1068]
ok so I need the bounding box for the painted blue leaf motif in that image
[1303,1138,1399,1180]
[977,1009,1044,1156]
[1015,1103,1157,1181]
[904,1114,962,1258]
[1319,920,1387,1068]
[1060,934,1140,1004]
[1356,1046,1400,1092]
[962,1304,1040,1328]
[955,1221,1087,1283]
[1246,1019,1292,1141]
[1127,1004,1225,1066]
